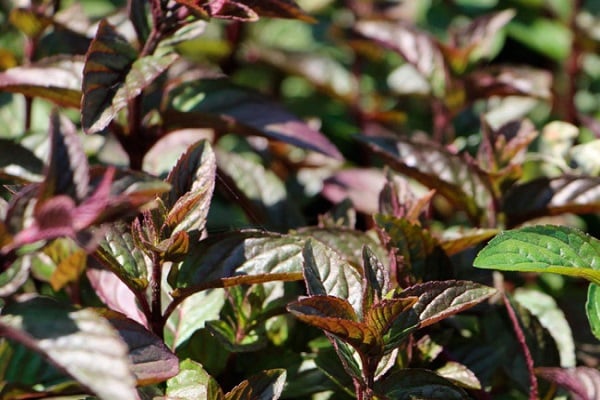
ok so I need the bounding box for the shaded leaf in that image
[439,228,499,256]
[9,7,52,38]
[322,168,388,215]
[236,0,315,22]
[0,57,83,108]
[171,230,305,296]
[225,369,286,400]
[375,214,453,284]
[0,139,44,183]
[473,225,600,284]
[376,369,469,399]
[0,296,138,400]
[388,280,496,350]
[355,20,447,97]
[206,319,267,352]
[81,20,137,133]
[361,245,386,311]
[362,136,493,222]
[216,150,302,230]
[586,284,600,341]
[166,359,224,400]
[164,79,342,159]
[503,176,600,227]
[40,111,89,203]
[99,310,179,385]
[536,366,600,400]
[465,65,552,101]
[0,254,32,297]
[164,140,216,235]
[128,0,150,44]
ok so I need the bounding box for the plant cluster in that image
[1,0,600,399]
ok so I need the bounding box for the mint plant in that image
[1,0,600,399]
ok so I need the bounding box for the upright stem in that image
[150,254,164,339]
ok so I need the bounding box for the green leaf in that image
[40,111,89,203]
[0,254,32,296]
[81,19,137,133]
[216,150,303,230]
[355,21,447,97]
[225,369,286,400]
[301,240,363,316]
[508,17,572,61]
[95,223,152,291]
[473,225,600,284]
[0,57,83,108]
[388,281,496,351]
[376,369,469,399]
[164,79,342,159]
[362,136,493,223]
[172,230,305,296]
[0,296,138,400]
[205,319,267,352]
[44,238,87,291]
[166,359,224,400]
[375,214,452,284]
[586,284,600,340]
[0,139,44,183]
[164,140,216,235]
[361,246,386,312]
[503,177,600,226]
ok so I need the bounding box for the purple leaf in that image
[536,366,600,400]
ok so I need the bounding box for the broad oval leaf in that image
[0,296,138,400]
[388,280,496,351]
[503,176,600,227]
[99,310,179,385]
[164,140,216,235]
[166,359,224,400]
[225,369,286,400]
[473,225,600,284]
[164,79,342,159]
[355,21,447,97]
[362,136,493,223]
[376,369,469,399]
[0,57,83,108]
[171,230,305,296]
[81,20,137,133]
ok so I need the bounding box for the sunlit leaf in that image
[166,359,224,400]
[99,310,179,385]
[40,111,89,203]
[44,238,87,291]
[171,231,305,296]
[322,168,389,215]
[81,20,137,133]
[0,254,32,297]
[376,369,469,399]
[536,366,600,400]
[387,280,496,351]
[473,225,600,284]
[362,136,493,222]
[436,361,481,390]
[0,296,138,400]
[361,246,386,311]
[364,297,418,338]
[375,214,452,284]
[9,7,52,38]
[164,79,342,159]
[508,17,572,61]
[586,284,600,341]
[355,20,447,97]
[236,0,315,22]
[301,240,363,316]
[0,57,83,108]
[439,228,499,256]
[225,369,286,400]
[465,65,552,101]
[216,150,302,230]
[503,176,600,226]
[164,140,216,235]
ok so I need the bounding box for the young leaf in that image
[387,280,496,351]
[171,231,305,296]
[362,136,493,223]
[164,79,342,159]
[0,296,139,400]
[164,140,216,235]
[586,284,600,340]
[355,21,447,97]
[166,359,224,400]
[225,369,286,400]
[375,369,469,399]
[0,57,83,108]
[473,225,600,284]
[503,177,600,227]
[361,246,386,311]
